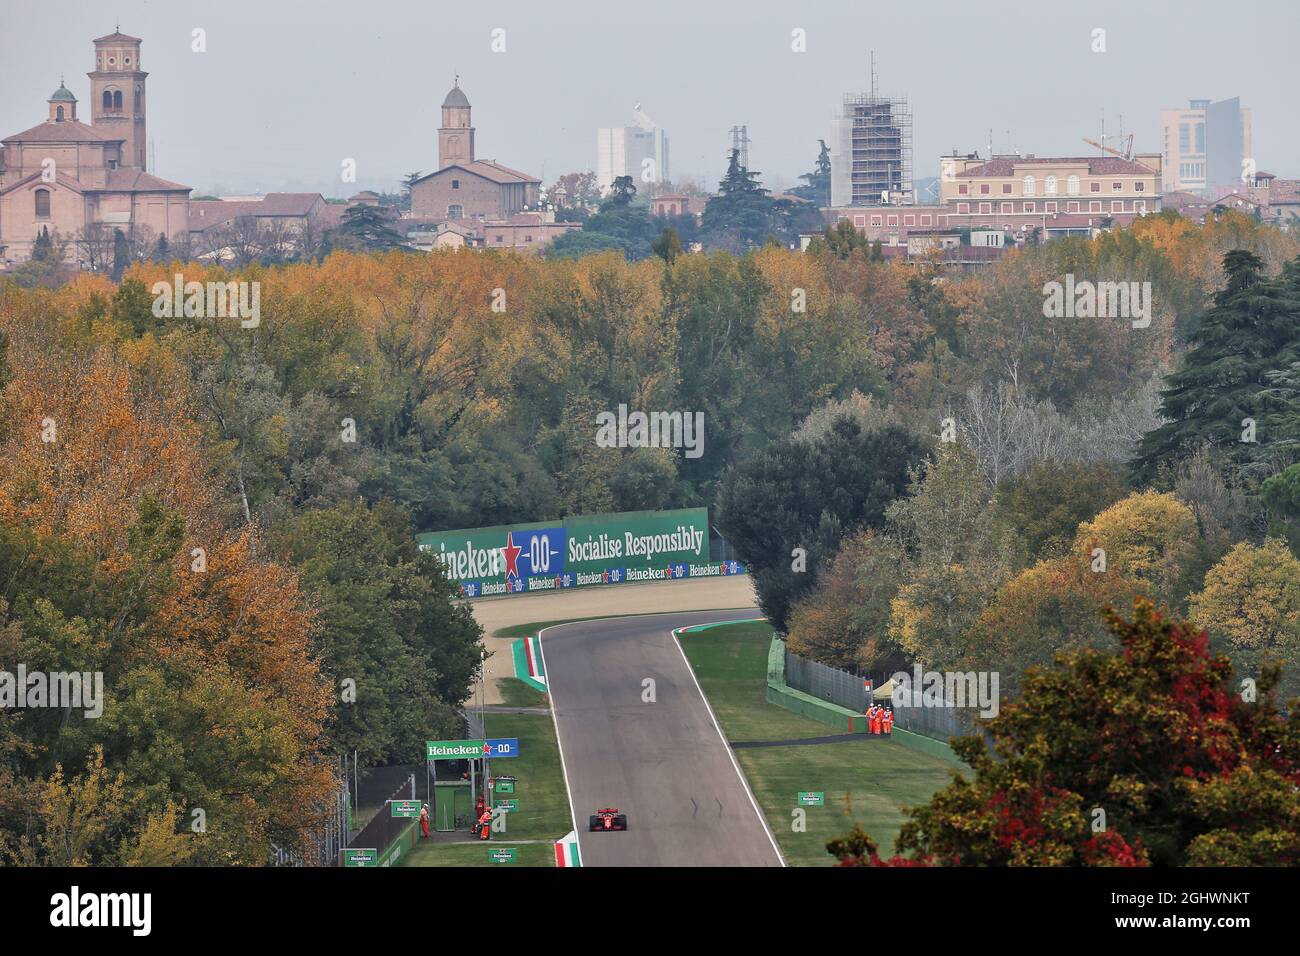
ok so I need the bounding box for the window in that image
[869,215,882,227]
[1002,183,1012,194]
[34,188,51,219]
[980,184,990,194]
[979,203,991,214]
[904,214,915,226]
[451,179,460,189]
[1091,182,1101,192]
[1067,175,1080,195]
[1090,201,1102,212]
[1067,201,1080,212]
[1023,175,1036,195]
[1179,123,1190,153]
[1045,175,1058,195]
[855,215,867,227]
[1135,200,1147,214]
[957,203,969,214]
[887,215,898,226]
[103,90,113,111]
[55,106,64,120]
[447,203,463,218]
[921,214,932,226]
[113,90,122,111]
[1134,181,1145,192]
[525,235,533,243]
[495,235,504,243]
[958,184,968,195]
[1024,201,1036,213]
[1046,201,1057,213]
[1001,202,1013,214]
[1111,181,1122,192]
[1111,200,1124,212]
[1195,122,1205,153]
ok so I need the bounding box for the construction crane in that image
[1083,135,1133,161]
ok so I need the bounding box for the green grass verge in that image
[401,712,571,867]
[679,621,962,867]
[497,677,549,708]
[401,842,555,867]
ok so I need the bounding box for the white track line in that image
[670,622,787,867]
[536,624,583,865]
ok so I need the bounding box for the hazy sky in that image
[2,0,1296,196]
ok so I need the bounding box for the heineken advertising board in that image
[416,508,745,598]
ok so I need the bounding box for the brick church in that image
[0,30,191,268]
[409,81,542,222]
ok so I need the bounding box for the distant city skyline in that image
[2,0,1296,197]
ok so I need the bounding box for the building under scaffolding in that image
[830,83,913,207]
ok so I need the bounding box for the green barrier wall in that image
[765,637,867,733]
[377,818,417,867]
[891,727,964,766]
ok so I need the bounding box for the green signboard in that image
[797,792,825,806]
[344,848,378,867]
[415,508,712,595]
[391,800,421,818]
[491,779,516,794]
[489,848,518,864]
[493,799,519,813]
[427,739,489,760]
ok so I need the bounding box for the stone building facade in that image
[0,30,191,268]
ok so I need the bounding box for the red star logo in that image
[502,532,522,579]
[482,742,492,755]
[665,565,674,578]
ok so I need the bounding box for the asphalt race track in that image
[541,609,785,867]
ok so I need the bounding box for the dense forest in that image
[2,206,1299,864]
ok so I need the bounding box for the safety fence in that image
[784,647,870,713]
[270,756,348,867]
[781,640,989,759]
[346,774,417,867]
[765,636,867,733]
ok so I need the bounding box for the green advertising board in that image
[344,848,378,867]
[491,779,515,794]
[427,739,489,760]
[489,848,518,864]
[493,799,519,813]
[415,508,713,596]
[391,800,421,818]
[797,792,825,806]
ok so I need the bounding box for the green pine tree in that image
[1133,251,1300,485]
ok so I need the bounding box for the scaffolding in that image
[830,66,913,208]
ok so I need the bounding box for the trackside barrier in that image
[765,637,867,733]
[377,819,418,866]
[346,775,419,867]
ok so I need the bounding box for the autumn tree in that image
[832,599,1300,866]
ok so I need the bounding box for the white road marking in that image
[670,623,787,867]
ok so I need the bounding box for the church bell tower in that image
[438,78,475,169]
[89,29,148,170]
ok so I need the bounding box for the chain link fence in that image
[784,648,870,713]
[784,643,991,749]
[270,756,349,867]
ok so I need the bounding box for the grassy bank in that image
[401,712,571,867]
[679,621,961,866]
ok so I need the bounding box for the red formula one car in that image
[588,807,628,832]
